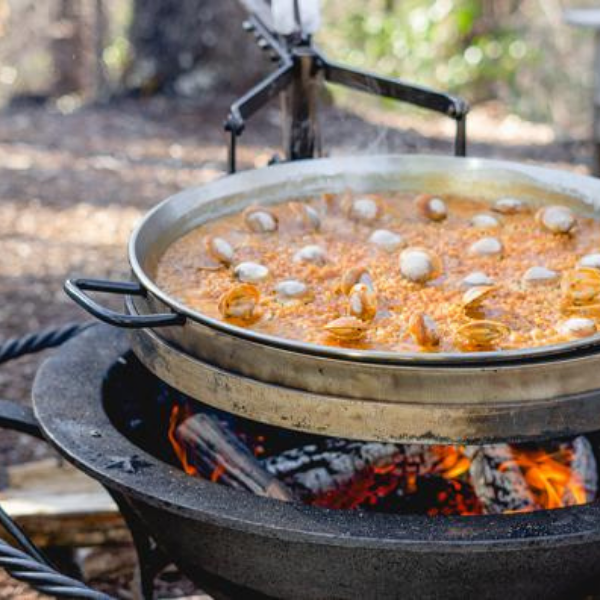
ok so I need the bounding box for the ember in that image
[168,401,598,516]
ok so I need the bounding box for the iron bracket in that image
[225,14,469,173]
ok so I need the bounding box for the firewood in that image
[172,413,296,502]
[466,437,598,514]
[263,440,439,499]
[171,406,598,516]
[568,436,598,503]
[466,445,538,514]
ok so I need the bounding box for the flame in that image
[168,404,199,477]
[430,445,471,479]
[167,403,595,515]
[501,446,588,511]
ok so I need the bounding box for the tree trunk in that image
[51,0,87,96]
[50,0,106,99]
[125,0,267,96]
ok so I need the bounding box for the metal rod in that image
[320,55,468,119]
[281,49,321,160]
[455,114,467,157]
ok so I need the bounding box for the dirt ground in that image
[0,94,593,598]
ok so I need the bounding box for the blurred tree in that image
[50,0,107,99]
[125,0,266,96]
[51,0,85,96]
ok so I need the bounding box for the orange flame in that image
[501,446,588,510]
[168,404,199,477]
[168,404,594,515]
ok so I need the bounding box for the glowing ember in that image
[168,403,598,516]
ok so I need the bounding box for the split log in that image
[171,407,598,515]
[466,445,538,514]
[568,436,598,503]
[466,437,598,514]
[263,441,428,497]
[172,413,296,501]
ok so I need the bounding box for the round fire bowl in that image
[32,325,600,600]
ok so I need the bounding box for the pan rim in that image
[128,153,600,366]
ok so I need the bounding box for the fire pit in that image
[2,3,600,599]
[11,324,600,599]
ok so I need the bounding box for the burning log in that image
[466,445,538,514]
[169,408,295,502]
[168,402,598,516]
[466,437,598,514]
[262,441,437,500]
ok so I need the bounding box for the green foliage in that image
[319,0,535,107]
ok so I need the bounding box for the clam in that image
[218,284,260,322]
[408,313,440,347]
[562,303,600,319]
[469,237,503,257]
[579,253,600,270]
[536,205,576,234]
[561,267,600,306]
[471,213,501,229]
[399,247,442,283]
[455,320,510,349]
[522,266,559,287]
[205,236,234,266]
[290,202,321,231]
[340,266,374,295]
[492,197,526,215]
[461,271,494,288]
[462,285,497,310]
[293,244,327,265]
[558,317,597,339]
[244,205,278,233]
[368,229,403,253]
[324,316,368,340]
[415,194,447,222]
[275,279,311,303]
[348,283,378,322]
[349,197,380,224]
[234,261,269,283]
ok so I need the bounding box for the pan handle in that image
[64,278,186,329]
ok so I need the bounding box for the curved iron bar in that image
[0,322,93,366]
[0,504,49,566]
[0,539,113,599]
[0,322,116,599]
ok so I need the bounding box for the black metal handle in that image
[64,278,186,329]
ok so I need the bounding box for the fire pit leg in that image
[109,491,170,600]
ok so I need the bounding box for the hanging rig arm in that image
[317,53,469,157]
[224,16,293,174]
[225,6,470,173]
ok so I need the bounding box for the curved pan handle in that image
[64,278,186,329]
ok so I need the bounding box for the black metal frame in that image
[224,15,469,173]
[0,325,115,599]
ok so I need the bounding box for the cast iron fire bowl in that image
[31,325,600,599]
